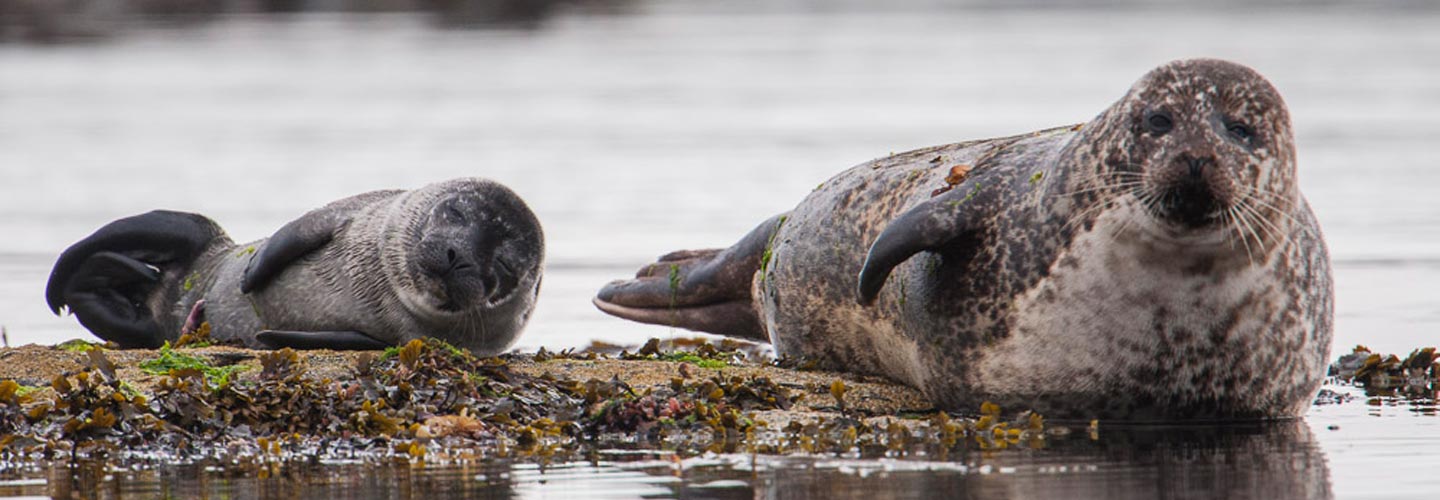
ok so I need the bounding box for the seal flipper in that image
[46,210,226,348]
[63,252,166,348]
[241,208,350,293]
[857,190,982,306]
[254,330,390,351]
[593,214,787,341]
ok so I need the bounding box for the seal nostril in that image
[447,248,457,262]
[1187,157,1208,178]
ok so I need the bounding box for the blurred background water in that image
[1,0,1439,497]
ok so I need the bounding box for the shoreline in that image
[0,339,1430,468]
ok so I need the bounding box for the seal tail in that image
[46,210,225,348]
[593,215,786,342]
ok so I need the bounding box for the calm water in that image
[2,1,1439,497]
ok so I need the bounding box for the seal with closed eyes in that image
[46,177,544,355]
[594,59,1332,420]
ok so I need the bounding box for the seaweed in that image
[139,342,247,388]
[1331,345,1440,404]
[0,337,1076,466]
[54,339,103,353]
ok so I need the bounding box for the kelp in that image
[1331,345,1440,407]
[0,337,1071,467]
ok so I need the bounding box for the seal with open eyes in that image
[46,177,544,355]
[594,59,1332,420]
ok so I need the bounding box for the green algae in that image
[758,215,788,282]
[662,353,727,369]
[625,338,734,368]
[963,181,983,202]
[182,271,201,292]
[54,339,101,353]
[139,342,247,388]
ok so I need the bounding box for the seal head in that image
[382,180,545,354]
[1077,58,1298,255]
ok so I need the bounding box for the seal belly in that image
[202,240,381,348]
[974,204,1312,419]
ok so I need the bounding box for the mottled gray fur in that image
[600,59,1332,420]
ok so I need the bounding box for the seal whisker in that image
[1054,179,1145,198]
[1234,186,1310,246]
[1230,186,1287,244]
[1234,192,1291,253]
[1236,199,1276,264]
[1060,195,1119,233]
[1226,205,1257,264]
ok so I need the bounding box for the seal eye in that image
[1144,111,1173,135]
[1225,121,1254,141]
[443,204,466,223]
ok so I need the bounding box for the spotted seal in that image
[46,177,544,355]
[594,59,1332,420]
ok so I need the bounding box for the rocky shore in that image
[0,337,1070,467]
[1,336,1433,469]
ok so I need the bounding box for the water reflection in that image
[0,420,1329,499]
[0,0,637,41]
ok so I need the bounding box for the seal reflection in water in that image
[595,59,1332,420]
[46,178,544,355]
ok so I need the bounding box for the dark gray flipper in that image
[241,209,349,294]
[593,214,786,341]
[62,252,165,348]
[46,210,225,348]
[857,189,982,306]
[254,330,390,350]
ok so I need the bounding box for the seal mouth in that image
[1156,183,1226,229]
[1139,165,1234,231]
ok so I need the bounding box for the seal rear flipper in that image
[592,297,764,340]
[857,190,984,306]
[593,214,787,342]
[254,330,391,351]
[46,210,226,348]
[63,252,167,348]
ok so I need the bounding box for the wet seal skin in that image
[46,178,544,355]
[595,59,1333,421]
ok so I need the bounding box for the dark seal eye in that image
[442,203,466,223]
[1225,121,1254,141]
[1144,111,1173,135]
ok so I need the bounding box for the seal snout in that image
[1148,152,1237,229]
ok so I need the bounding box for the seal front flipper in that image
[241,208,351,293]
[857,188,986,305]
[254,330,390,350]
[46,210,226,348]
[593,214,788,341]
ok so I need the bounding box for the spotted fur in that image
[753,59,1331,420]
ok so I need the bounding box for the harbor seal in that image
[594,59,1333,420]
[46,177,544,355]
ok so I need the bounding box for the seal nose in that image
[1186,156,1211,179]
[446,248,473,272]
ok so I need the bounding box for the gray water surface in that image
[2,2,1439,498]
